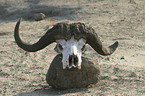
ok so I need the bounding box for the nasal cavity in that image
[69,54,78,66]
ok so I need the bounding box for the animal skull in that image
[14,18,118,69]
[55,36,86,69]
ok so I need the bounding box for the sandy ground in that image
[0,0,145,96]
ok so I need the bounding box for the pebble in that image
[128,72,137,78]
[120,56,125,60]
[34,13,46,21]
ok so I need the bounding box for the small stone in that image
[46,54,100,89]
[113,67,119,74]
[120,56,125,60]
[100,75,110,80]
[128,0,136,4]
[0,72,9,76]
[128,72,137,78]
[34,13,46,21]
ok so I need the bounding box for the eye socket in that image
[81,45,86,51]
[58,44,63,51]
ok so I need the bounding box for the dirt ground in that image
[0,0,145,96]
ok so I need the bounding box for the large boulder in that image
[46,54,100,89]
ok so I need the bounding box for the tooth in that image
[73,65,77,67]
[63,63,67,69]
[68,66,72,69]
[63,65,66,69]
[78,66,81,69]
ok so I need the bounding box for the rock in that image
[120,56,125,60]
[128,72,137,78]
[46,54,100,89]
[128,0,136,4]
[113,67,120,74]
[100,75,110,80]
[33,13,46,21]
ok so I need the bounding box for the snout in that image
[68,54,78,68]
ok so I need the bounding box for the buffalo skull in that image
[14,18,118,69]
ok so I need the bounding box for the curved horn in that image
[14,18,57,52]
[87,27,118,56]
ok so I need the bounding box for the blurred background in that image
[0,0,81,20]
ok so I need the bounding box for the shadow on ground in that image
[16,87,88,96]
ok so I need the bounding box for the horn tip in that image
[110,41,119,49]
[108,41,119,55]
[18,17,22,22]
[114,41,119,47]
